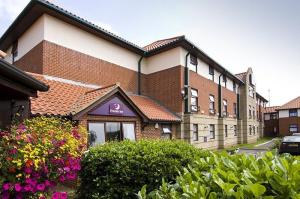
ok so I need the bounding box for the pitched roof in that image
[143,36,184,52]
[29,73,180,122]
[129,95,181,122]
[0,59,48,96]
[278,96,300,110]
[235,72,246,82]
[265,106,280,113]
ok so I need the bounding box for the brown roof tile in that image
[235,72,246,83]
[278,96,300,110]
[129,95,180,122]
[264,106,280,113]
[143,36,184,52]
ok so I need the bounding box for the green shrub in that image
[139,151,300,199]
[77,140,209,198]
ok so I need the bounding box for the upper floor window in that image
[270,113,278,120]
[289,109,298,117]
[253,126,256,135]
[191,89,198,112]
[223,75,227,88]
[12,40,18,63]
[249,105,252,117]
[249,86,254,98]
[209,95,215,114]
[209,66,214,81]
[233,103,237,116]
[223,99,228,116]
[189,54,197,72]
[233,82,236,93]
[192,124,198,141]
[249,74,253,85]
[253,107,256,119]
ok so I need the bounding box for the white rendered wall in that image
[279,110,289,118]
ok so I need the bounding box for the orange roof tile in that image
[264,106,280,113]
[143,36,184,52]
[278,96,300,110]
[29,73,180,122]
[129,95,180,122]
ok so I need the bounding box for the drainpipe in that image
[137,56,144,95]
[237,88,240,119]
[218,73,224,118]
[184,52,191,114]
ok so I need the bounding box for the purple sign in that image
[88,96,136,117]
[109,103,124,115]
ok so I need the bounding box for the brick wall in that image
[264,118,279,136]
[190,71,237,117]
[16,40,139,93]
[279,117,300,136]
[142,66,184,114]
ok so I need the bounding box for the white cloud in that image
[0,0,30,19]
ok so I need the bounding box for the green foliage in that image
[77,140,209,199]
[140,151,300,199]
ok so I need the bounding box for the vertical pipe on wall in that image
[137,56,144,95]
[218,73,223,118]
[184,52,191,114]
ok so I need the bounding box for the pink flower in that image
[16,193,23,199]
[51,192,61,199]
[66,172,77,180]
[24,167,32,174]
[25,178,37,186]
[2,183,11,191]
[24,184,33,192]
[61,192,68,199]
[44,180,51,187]
[36,183,45,191]
[1,191,9,199]
[9,148,17,155]
[14,183,22,192]
[59,175,65,182]
[63,167,70,172]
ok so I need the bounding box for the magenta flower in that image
[63,167,70,172]
[59,175,65,182]
[36,183,45,191]
[61,192,68,199]
[9,148,17,155]
[66,172,77,180]
[16,193,23,199]
[2,183,11,191]
[51,192,61,199]
[24,167,32,174]
[14,183,22,192]
[24,184,33,192]
[1,191,9,199]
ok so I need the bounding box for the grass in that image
[221,137,274,152]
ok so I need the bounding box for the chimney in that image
[0,50,7,59]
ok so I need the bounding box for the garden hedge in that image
[77,140,209,198]
[138,151,300,199]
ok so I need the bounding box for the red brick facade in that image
[279,117,300,136]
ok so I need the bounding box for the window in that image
[209,95,215,114]
[209,66,214,81]
[192,124,198,141]
[233,103,237,116]
[270,113,278,120]
[161,124,172,139]
[233,82,236,93]
[249,125,252,135]
[225,125,228,137]
[12,40,18,63]
[253,126,256,135]
[233,125,237,136]
[249,74,253,85]
[209,124,215,139]
[191,89,198,112]
[249,86,254,98]
[88,122,136,146]
[223,99,228,116]
[289,124,298,133]
[189,54,197,72]
[223,75,227,88]
[289,109,298,117]
[249,105,252,118]
[253,108,255,119]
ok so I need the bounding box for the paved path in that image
[237,139,276,155]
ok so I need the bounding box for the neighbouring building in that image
[264,97,300,136]
[0,0,268,149]
[0,57,48,129]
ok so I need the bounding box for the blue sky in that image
[0,0,299,105]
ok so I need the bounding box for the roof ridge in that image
[85,83,119,94]
[145,35,184,45]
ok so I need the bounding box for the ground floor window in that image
[289,124,298,134]
[249,125,252,135]
[192,124,198,141]
[161,124,172,139]
[88,122,135,146]
[233,125,237,136]
[225,125,228,137]
[209,124,215,139]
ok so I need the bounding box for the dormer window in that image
[189,54,197,72]
[209,66,214,81]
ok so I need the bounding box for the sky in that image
[0,0,299,106]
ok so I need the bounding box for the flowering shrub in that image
[0,117,87,198]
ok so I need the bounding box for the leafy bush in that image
[0,117,87,198]
[139,151,300,199]
[77,140,209,198]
